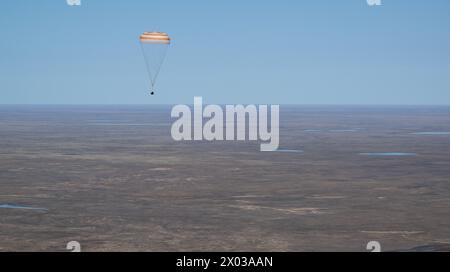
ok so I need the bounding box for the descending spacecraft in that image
[139,32,171,95]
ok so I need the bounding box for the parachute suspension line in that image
[151,45,169,89]
[139,41,169,92]
[139,42,155,90]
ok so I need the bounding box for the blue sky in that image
[0,0,449,104]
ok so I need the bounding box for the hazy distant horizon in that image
[2,103,450,107]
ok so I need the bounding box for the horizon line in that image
[2,104,450,107]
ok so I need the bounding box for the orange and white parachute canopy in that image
[139,32,171,44]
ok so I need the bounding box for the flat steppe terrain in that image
[1,105,449,251]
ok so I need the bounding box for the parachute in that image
[139,32,171,95]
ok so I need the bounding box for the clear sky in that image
[0,0,449,105]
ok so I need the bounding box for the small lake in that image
[88,123,162,126]
[359,153,417,157]
[0,204,47,211]
[304,129,361,133]
[329,129,360,132]
[411,132,450,135]
[271,149,304,153]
